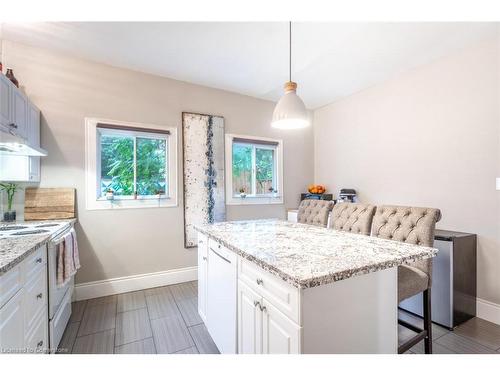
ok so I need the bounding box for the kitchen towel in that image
[56,228,80,286]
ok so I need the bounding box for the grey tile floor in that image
[59,281,500,354]
[58,280,219,354]
[399,309,500,354]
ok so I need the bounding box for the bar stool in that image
[329,202,376,235]
[297,199,334,227]
[371,205,441,354]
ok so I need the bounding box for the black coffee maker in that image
[338,189,357,203]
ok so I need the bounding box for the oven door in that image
[47,234,74,319]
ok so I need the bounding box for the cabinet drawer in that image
[50,289,72,352]
[238,259,300,324]
[0,265,22,309]
[25,307,48,354]
[22,245,47,282]
[24,267,47,332]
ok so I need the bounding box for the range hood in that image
[0,124,48,156]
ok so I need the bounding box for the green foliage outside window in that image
[232,142,275,195]
[100,134,167,197]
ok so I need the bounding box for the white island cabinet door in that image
[262,298,300,354]
[0,290,24,353]
[237,281,262,354]
[197,233,208,323]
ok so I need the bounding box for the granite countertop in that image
[195,219,438,289]
[0,219,76,275]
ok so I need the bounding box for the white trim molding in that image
[84,117,178,210]
[225,133,284,206]
[74,266,197,301]
[477,298,500,326]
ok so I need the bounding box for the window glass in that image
[255,148,274,194]
[232,143,252,195]
[99,131,168,198]
[100,135,134,196]
[136,137,167,195]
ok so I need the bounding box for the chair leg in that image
[423,289,432,354]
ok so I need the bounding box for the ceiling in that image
[1,22,497,109]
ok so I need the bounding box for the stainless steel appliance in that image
[399,229,476,329]
[338,189,357,203]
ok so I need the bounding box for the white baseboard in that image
[74,266,198,301]
[477,298,500,326]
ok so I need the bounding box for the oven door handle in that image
[51,229,72,245]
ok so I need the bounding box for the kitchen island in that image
[195,219,437,354]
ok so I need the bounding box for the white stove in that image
[1,220,76,352]
[0,222,69,238]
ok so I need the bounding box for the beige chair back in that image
[371,205,441,287]
[297,199,334,227]
[329,203,376,236]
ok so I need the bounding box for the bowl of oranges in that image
[307,184,326,195]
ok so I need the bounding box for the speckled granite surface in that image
[0,219,76,275]
[195,219,438,289]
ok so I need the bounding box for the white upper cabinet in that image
[0,73,42,182]
[11,89,28,139]
[27,102,41,182]
[0,75,12,126]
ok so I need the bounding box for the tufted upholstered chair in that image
[371,205,441,354]
[329,203,376,235]
[297,199,334,227]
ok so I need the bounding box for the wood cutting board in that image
[24,188,76,221]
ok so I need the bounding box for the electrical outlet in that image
[497,178,500,191]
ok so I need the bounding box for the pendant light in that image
[271,22,310,129]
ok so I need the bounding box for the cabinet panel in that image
[12,89,28,139]
[25,307,48,354]
[237,280,262,354]
[197,233,208,323]
[206,240,237,354]
[23,267,47,332]
[22,245,47,282]
[0,264,22,309]
[262,298,300,354]
[0,75,12,126]
[27,102,41,182]
[0,289,24,353]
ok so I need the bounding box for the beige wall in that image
[314,38,500,304]
[2,40,314,284]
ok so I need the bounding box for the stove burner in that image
[35,224,60,228]
[0,226,28,231]
[11,229,50,236]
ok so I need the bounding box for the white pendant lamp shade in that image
[271,22,310,130]
[271,81,309,129]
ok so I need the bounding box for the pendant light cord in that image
[289,21,292,82]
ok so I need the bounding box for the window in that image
[85,118,177,210]
[225,134,283,205]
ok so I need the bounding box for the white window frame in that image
[225,133,284,205]
[85,117,178,210]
